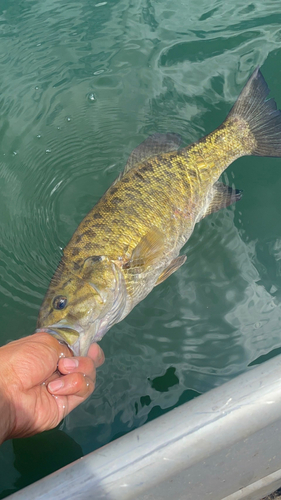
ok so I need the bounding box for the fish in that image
[36,67,281,356]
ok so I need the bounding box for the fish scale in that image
[36,67,281,356]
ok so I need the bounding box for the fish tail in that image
[227,67,281,157]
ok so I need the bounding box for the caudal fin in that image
[228,67,281,157]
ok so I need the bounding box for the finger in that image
[87,343,105,368]
[44,370,61,386]
[47,372,95,398]
[32,332,72,359]
[58,356,96,381]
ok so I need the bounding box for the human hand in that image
[0,332,104,443]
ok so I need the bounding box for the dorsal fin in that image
[202,182,242,218]
[125,132,182,171]
[110,133,182,190]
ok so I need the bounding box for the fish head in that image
[36,255,126,356]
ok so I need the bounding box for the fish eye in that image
[53,296,67,310]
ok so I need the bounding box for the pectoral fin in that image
[156,255,187,285]
[202,182,242,218]
[124,227,166,270]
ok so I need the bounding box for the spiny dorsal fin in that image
[123,227,165,270]
[125,132,182,170]
[156,255,187,286]
[110,133,182,189]
[202,182,242,218]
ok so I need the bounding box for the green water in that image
[1,0,281,495]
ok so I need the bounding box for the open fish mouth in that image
[35,323,82,355]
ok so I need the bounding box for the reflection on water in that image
[1,0,281,495]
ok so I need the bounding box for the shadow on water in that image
[0,428,83,499]
[249,346,281,367]
[107,368,200,441]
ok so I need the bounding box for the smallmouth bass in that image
[36,68,281,356]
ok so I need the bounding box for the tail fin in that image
[228,67,281,157]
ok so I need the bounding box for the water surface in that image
[1,0,281,495]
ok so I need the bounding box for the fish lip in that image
[35,327,72,350]
[35,323,82,356]
[36,319,103,357]
[47,321,83,334]
[35,327,63,337]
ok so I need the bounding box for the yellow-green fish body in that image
[37,68,281,355]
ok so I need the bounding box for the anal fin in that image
[202,182,242,218]
[156,255,186,286]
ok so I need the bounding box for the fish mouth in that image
[35,323,82,356]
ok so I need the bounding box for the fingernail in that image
[62,358,79,371]
[97,347,104,360]
[48,379,64,392]
[98,350,105,364]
